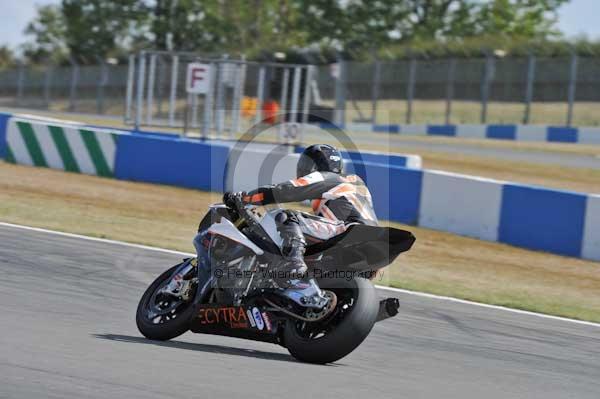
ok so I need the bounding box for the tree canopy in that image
[18,0,573,64]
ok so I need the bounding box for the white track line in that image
[1,221,599,329]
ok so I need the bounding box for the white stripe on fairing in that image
[582,195,600,261]
[63,127,96,175]
[515,125,547,142]
[35,124,64,170]
[455,124,486,139]
[6,120,34,166]
[94,131,116,172]
[2,220,600,328]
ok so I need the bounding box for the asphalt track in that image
[1,223,600,399]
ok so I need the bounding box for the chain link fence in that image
[339,55,600,126]
[0,60,129,115]
[1,54,599,127]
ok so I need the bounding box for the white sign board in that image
[186,63,212,94]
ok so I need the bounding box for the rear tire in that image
[136,264,196,341]
[283,277,378,364]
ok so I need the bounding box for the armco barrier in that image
[1,114,598,262]
[367,123,600,144]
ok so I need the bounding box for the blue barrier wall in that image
[367,122,600,145]
[487,125,516,140]
[114,135,229,192]
[547,127,578,143]
[0,112,11,159]
[499,184,587,257]
[4,113,599,261]
[427,125,456,136]
[356,162,423,224]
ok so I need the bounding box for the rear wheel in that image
[283,277,378,364]
[136,263,197,341]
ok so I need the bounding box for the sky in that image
[1,0,599,50]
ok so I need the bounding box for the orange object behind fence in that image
[262,100,280,124]
[241,96,258,118]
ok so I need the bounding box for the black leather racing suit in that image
[241,171,378,275]
[242,171,378,226]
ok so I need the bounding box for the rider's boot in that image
[276,211,308,279]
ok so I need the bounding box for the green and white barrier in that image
[5,117,120,177]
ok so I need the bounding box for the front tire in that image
[283,277,378,364]
[136,263,196,341]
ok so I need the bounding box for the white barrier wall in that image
[515,125,548,142]
[578,127,600,145]
[226,145,297,192]
[455,125,486,139]
[583,195,600,260]
[418,170,503,241]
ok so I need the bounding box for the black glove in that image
[223,191,244,209]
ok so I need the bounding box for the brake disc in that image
[303,290,338,322]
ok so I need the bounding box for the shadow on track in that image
[93,333,300,363]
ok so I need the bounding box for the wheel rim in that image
[293,286,356,340]
[143,281,193,325]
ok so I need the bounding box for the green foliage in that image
[0,46,15,68]
[22,4,67,63]
[18,0,579,63]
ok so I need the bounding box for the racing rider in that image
[223,144,378,279]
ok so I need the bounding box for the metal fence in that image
[125,51,314,142]
[336,54,600,126]
[0,61,129,116]
[1,53,599,127]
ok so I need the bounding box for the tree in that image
[0,46,15,67]
[61,0,147,63]
[22,4,67,63]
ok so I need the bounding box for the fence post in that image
[96,57,109,114]
[68,58,79,112]
[480,54,494,124]
[231,62,246,138]
[277,67,290,141]
[135,51,146,130]
[44,64,53,109]
[445,59,456,125]
[168,55,179,126]
[406,57,417,124]
[201,63,215,138]
[290,66,302,124]
[16,62,25,106]
[145,53,157,124]
[371,60,381,124]
[334,57,346,126]
[523,53,536,125]
[567,52,578,127]
[125,55,136,122]
[215,62,226,137]
[299,65,313,143]
[254,66,266,125]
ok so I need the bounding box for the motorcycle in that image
[136,195,415,364]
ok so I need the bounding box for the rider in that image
[223,144,378,278]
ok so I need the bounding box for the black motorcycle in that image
[136,196,415,364]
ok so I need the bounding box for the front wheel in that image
[283,277,378,364]
[136,263,197,341]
